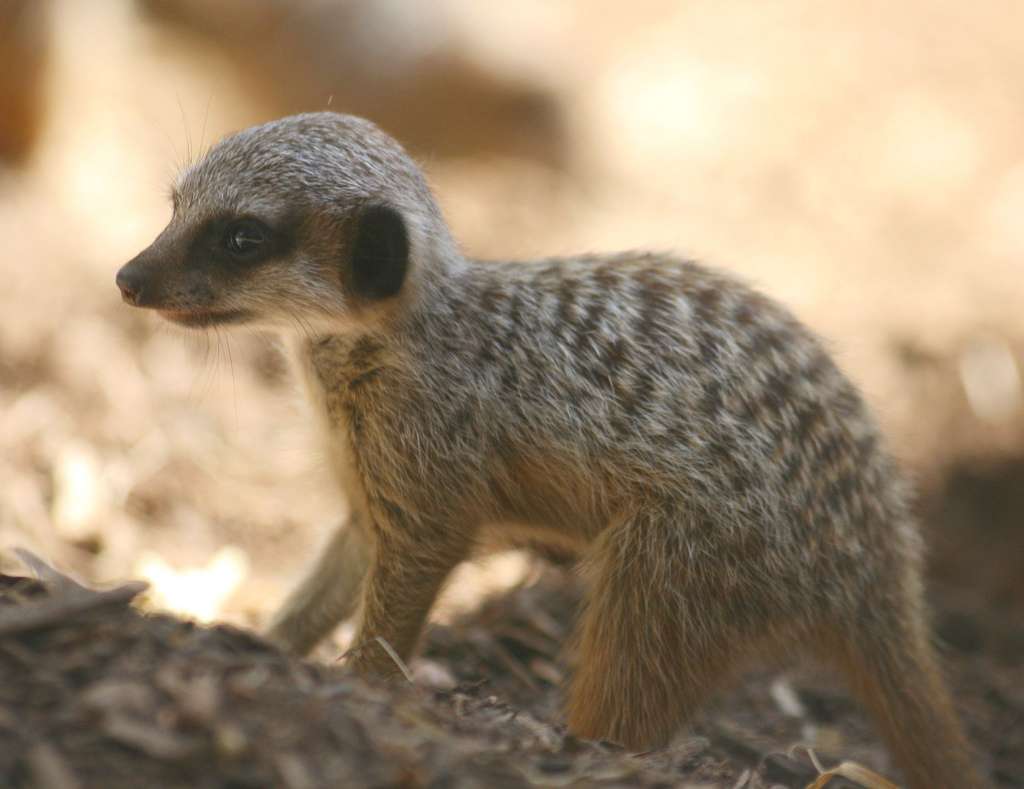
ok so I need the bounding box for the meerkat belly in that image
[484,451,613,547]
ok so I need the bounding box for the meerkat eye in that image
[224,219,268,259]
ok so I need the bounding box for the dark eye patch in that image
[185,213,298,272]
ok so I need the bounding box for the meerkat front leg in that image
[346,514,472,677]
[265,511,372,655]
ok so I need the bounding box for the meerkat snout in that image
[114,265,143,305]
[117,111,982,789]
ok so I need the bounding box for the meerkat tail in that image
[834,620,983,789]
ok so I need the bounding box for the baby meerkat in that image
[116,112,979,788]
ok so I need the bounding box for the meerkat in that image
[115,112,981,788]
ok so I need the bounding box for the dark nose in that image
[116,266,143,305]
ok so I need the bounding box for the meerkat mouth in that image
[157,308,252,328]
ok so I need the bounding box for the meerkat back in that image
[117,112,982,789]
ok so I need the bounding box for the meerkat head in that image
[115,112,454,331]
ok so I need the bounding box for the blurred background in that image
[1,0,1022,640]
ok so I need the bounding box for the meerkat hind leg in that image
[265,512,371,656]
[565,510,746,750]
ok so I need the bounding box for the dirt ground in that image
[1,1,1023,787]
[1,552,1021,789]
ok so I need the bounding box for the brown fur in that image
[116,112,983,787]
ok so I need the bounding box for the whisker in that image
[296,310,317,343]
[175,92,193,168]
[222,326,239,427]
[199,92,213,160]
[191,327,216,405]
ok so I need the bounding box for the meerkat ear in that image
[346,203,410,300]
